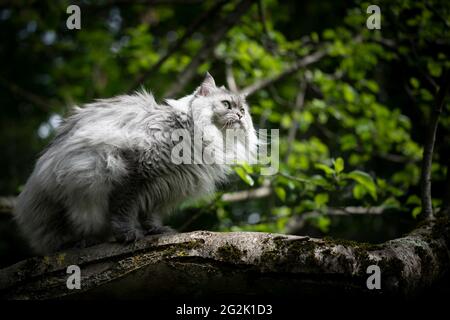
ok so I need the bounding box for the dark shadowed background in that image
[0,0,449,277]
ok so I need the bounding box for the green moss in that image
[162,240,203,257]
[216,243,245,261]
[260,237,319,271]
[322,236,379,250]
[260,250,278,263]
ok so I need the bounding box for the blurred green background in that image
[0,0,449,267]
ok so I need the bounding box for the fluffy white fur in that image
[14,73,258,254]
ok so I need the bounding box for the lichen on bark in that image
[0,217,448,300]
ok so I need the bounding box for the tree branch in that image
[420,70,450,219]
[286,207,386,234]
[284,77,307,162]
[0,197,15,215]
[164,0,253,98]
[0,76,51,112]
[441,158,450,216]
[225,59,239,92]
[1,218,448,299]
[129,0,228,92]
[91,0,206,6]
[221,184,271,202]
[240,49,327,97]
[256,0,270,38]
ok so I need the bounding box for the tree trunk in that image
[0,217,449,300]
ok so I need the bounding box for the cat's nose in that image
[236,112,243,119]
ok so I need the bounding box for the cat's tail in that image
[14,173,69,254]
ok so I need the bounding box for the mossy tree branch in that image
[0,217,448,300]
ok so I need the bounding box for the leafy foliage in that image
[0,0,449,237]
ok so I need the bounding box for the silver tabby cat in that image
[14,73,258,254]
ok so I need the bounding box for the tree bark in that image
[0,217,448,300]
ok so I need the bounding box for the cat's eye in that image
[222,100,231,109]
[240,107,245,114]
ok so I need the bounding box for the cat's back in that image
[32,91,176,187]
[68,90,158,132]
[57,90,186,149]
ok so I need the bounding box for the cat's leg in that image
[141,214,176,235]
[109,183,145,243]
[137,183,176,235]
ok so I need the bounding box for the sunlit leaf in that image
[345,170,377,200]
[234,167,254,186]
[334,157,344,174]
[314,193,329,207]
[275,187,286,202]
[315,163,335,175]
[412,206,422,219]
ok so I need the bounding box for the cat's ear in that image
[196,72,217,96]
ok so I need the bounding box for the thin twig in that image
[441,158,450,216]
[164,0,253,98]
[256,0,278,54]
[0,76,51,111]
[256,0,270,38]
[92,0,205,6]
[240,49,327,97]
[420,69,450,219]
[0,196,16,215]
[178,192,223,232]
[284,77,307,162]
[221,186,271,202]
[277,172,319,185]
[225,59,239,92]
[129,0,228,92]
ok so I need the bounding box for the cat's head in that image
[190,72,253,133]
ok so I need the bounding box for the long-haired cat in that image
[14,73,258,254]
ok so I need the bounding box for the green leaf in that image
[346,170,377,200]
[310,175,330,187]
[334,157,344,174]
[406,195,421,206]
[427,60,442,77]
[314,193,329,207]
[381,197,401,209]
[410,77,420,89]
[275,187,286,202]
[316,216,331,233]
[240,162,254,174]
[412,206,422,219]
[234,167,254,186]
[315,163,335,175]
[323,29,335,40]
[352,184,366,199]
[273,206,291,217]
[342,84,355,103]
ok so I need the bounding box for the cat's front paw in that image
[114,228,144,243]
[73,238,102,249]
[144,225,176,235]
